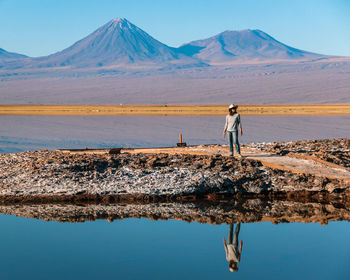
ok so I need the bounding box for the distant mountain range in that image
[2,18,349,105]
[0,18,326,69]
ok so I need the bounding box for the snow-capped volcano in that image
[35,18,181,67]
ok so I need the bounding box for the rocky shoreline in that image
[0,138,349,204]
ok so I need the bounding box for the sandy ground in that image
[244,151,350,180]
[1,59,350,104]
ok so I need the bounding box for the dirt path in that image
[243,151,350,180]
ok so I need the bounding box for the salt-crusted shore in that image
[0,138,349,204]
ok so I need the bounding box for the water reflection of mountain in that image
[1,199,349,224]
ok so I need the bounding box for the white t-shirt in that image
[224,244,241,263]
[224,114,242,132]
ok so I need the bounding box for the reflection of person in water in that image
[223,223,243,272]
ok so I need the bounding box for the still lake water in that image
[0,215,349,280]
[1,115,350,279]
[1,115,350,153]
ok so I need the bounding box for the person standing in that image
[223,104,243,157]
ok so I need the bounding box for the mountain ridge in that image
[0,18,331,69]
[0,48,27,60]
[178,29,322,63]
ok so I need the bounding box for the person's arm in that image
[238,114,243,136]
[223,238,228,253]
[237,240,243,261]
[223,116,228,138]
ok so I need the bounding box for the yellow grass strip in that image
[1,104,350,116]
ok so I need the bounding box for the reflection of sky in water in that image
[1,115,350,153]
[0,215,349,280]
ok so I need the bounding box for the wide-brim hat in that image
[229,104,238,109]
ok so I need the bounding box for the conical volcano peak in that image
[111,17,126,23]
[35,17,181,67]
[107,17,134,30]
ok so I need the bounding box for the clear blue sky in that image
[0,0,349,57]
